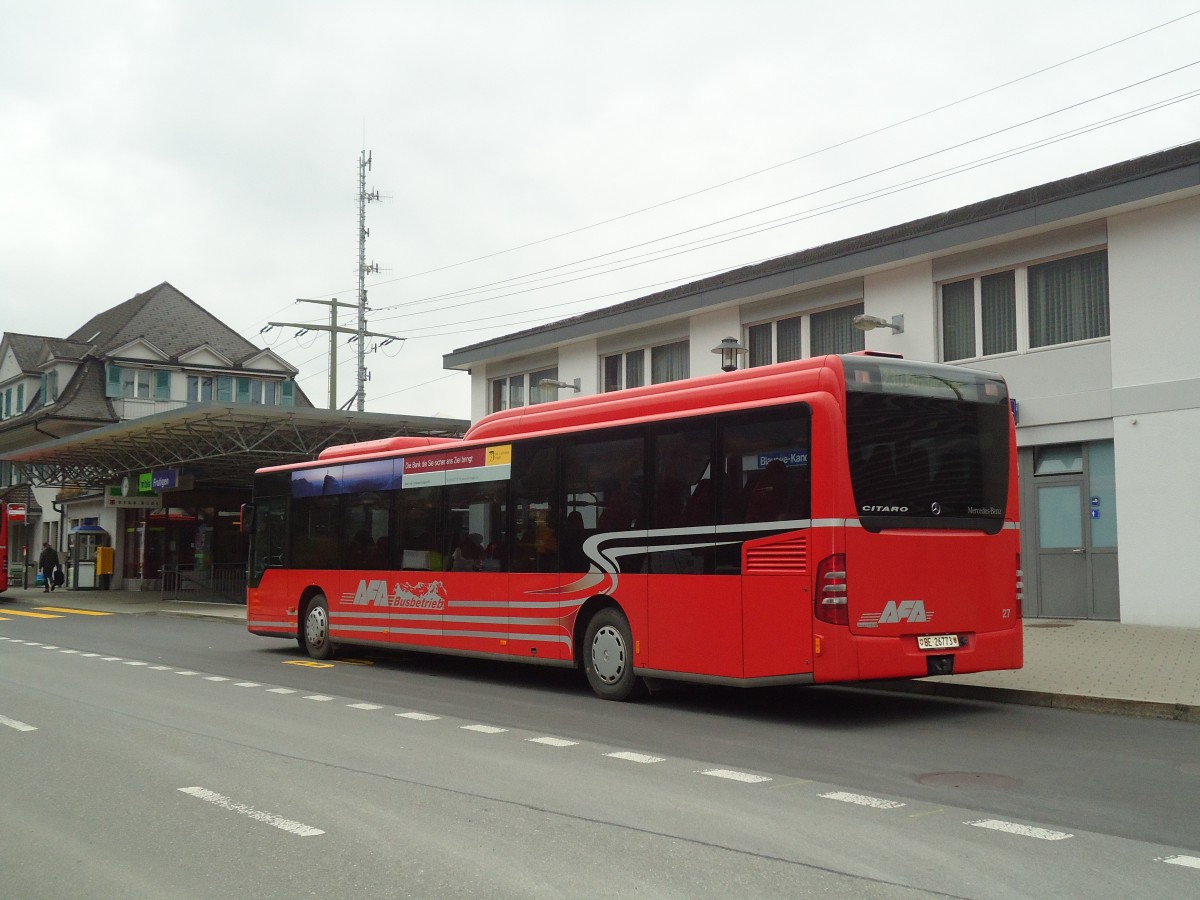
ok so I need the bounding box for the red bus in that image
[246,353,1022,700]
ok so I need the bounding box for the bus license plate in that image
[917,634,959,650]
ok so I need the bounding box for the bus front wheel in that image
[302,594,335,660]
[583,607,639,701]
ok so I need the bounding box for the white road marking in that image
[1158,855,1200,869]
[267,688,296,694]
[175,670,199,675]
[204,676,230,682]
[820,791,906,809]
[41,645,60,650]
[234,682,261,687]
[149,666,172,671]
[124,661,149,666]
[178,787,324,837]
[80,653,101,658]
[701,769,772,784]
[462,724,507,734]
[397,712,439,721]
[966,819,1073,841]
[605,751,665,764]
[528,737,577,747]
[347,703,383,710]
[303,695,335,702]
[101,657,123,661]
[58,649,80,654]
[0,714,37,732]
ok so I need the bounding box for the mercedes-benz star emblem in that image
[931,501,942,516]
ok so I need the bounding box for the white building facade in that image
[445,142,1200,628]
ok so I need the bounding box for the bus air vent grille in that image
[745,536,807,574]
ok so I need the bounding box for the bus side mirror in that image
[239,504,256,535]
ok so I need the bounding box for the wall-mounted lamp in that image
[539,377,581,393]
[711,336,748,372]
[852,314,904,334]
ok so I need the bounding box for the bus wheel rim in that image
[307,606,328,647]
[591,625,626,684]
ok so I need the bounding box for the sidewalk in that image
[3,587,1198,722]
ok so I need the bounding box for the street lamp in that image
[852,314,904,334]
[711,336,748,372]
[538,377,581,393]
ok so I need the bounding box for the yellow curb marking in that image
[0,610,63,618]
[283,660,335,668]
[36,607,114,616]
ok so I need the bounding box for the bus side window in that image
[719,406,812,524]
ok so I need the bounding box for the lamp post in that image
[851,314,904,334]
[711,336,748,373]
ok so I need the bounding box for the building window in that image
[490,368,558,412]
[1028,250,1109,348]
[187,376,214,403]
[942,272,1018,362]
[747,304,862,366]
[122,368,152,399]
[41,370,58,405]
[940,251,1106,361]
[602,350,649,392]
[650,340,689,384]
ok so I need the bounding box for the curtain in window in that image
[941,280,975,361]
[602,355,622,392]
[810,304,864,356]
[625,351,645,389]
[776,316,802,362]
[1027,251,1109,348]
[747,323,772,367]
[651,341,689,384]
[981,271,1016,355]
[507,374,526,409]
[529,368,557,405]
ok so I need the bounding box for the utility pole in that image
[357,149,381,412]
[266,150,402,411]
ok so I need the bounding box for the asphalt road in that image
[2,606,1198,898]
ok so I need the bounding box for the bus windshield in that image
[842,357,1010,533]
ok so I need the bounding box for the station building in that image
[444,141,1200,628]
[1,282,467,596]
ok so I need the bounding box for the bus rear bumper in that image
[814,626,1024,683]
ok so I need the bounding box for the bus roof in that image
[255,353,924,476]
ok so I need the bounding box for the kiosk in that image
[70,519,110,590]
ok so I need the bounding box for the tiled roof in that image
[68,282,263,364]
[4,333,54,371]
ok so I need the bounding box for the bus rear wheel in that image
[583,607,639,701]
[302,594,335,660]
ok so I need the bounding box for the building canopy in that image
[4,404,468,489]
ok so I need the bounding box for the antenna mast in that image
[356,149,381,411]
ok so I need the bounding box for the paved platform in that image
[3,587,1197,722]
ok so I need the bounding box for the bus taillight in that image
[815,553,848,625]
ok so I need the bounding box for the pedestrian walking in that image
[38,542,60,592]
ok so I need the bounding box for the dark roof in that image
[445,139,1200,366]
[4,333,53,371]
[68,282,264,364]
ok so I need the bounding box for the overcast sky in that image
[3,1,1198,420]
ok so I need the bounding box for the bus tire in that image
[583,607,639,701]
[302,594,335,660]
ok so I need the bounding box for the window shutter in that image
[280,379,295,406]
[216,375,233,403]
[105,364,123,398]
[154,370,171,400]
[16,383,23,413]
[236,377,251,404]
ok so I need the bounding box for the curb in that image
[864,678,1200,723]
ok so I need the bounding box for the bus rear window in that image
[844,360,1009,532]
